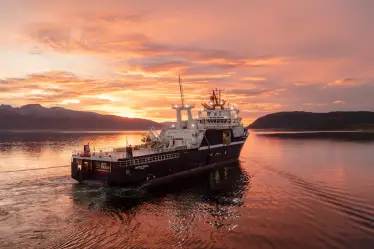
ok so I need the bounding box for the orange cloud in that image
[240,77,266,82]
[326,78,369,87]
[0,69,286,123]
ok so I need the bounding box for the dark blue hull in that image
[71,140,246,187]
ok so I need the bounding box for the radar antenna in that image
[178,74,185,107]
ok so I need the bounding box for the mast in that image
[179,74,184,107]
[202,88,226,110]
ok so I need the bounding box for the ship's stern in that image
[71,157,113,184]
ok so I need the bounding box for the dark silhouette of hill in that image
[0,104,163,130]
[248,111,374,130]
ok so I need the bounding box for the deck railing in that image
[72,144,191,160]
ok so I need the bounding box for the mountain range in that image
[2,104,374,131]
[0,104,163,130]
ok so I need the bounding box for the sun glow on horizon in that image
[117,111,137,118]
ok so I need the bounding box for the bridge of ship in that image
[196,108,242,128]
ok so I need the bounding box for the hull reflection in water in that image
[41,162,249,249]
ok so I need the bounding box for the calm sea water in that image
[0,130,373,249]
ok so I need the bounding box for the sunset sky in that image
[0,0,373,124]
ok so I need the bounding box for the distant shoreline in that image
[0,129,150,133]
[1,128,373,133]
[255,130,374,141]
[249,128,374,132]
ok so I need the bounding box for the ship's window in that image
[77,159,82,170]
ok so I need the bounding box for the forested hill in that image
[248,111,374,130]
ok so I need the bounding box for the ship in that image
[71,79,249,187]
